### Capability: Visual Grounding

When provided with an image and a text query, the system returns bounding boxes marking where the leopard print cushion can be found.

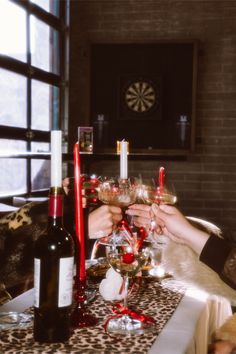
[0,202,48,292]
[0,203,35,230]
[0,278,185,353]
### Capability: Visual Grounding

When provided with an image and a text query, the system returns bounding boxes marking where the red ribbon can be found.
[103,303,156,333]
[135,227,148,251]
[117,218,133,234]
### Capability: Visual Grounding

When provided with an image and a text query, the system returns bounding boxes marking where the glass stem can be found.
[120,207,128,225]
[123,275,129,309]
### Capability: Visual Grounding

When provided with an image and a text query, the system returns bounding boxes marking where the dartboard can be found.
[125,81,156,113]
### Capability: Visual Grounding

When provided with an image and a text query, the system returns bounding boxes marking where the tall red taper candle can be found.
[159,166,165,189]
[73,142,86,282]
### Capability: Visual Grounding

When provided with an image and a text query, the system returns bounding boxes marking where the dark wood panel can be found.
[90,41,198,153]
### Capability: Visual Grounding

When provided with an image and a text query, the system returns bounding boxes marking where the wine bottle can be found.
[33,186,75,343]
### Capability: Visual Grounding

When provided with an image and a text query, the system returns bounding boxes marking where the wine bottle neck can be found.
[48,187,64,225]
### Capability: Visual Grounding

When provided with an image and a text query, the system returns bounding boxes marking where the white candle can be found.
[51,130,62,187]
[120,140,128,179]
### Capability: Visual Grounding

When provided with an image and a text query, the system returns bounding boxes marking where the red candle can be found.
[159,166,165,189]
[73,142,86,282]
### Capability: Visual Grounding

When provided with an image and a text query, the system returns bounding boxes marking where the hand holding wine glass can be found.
[88,204,122,239]
[98,177,137,231]
[150,203,210,255]
[131,177,177,238]
[126,172,177,278]
[89,177,137,259]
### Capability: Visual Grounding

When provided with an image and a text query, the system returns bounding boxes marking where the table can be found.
[0,279,232,354]
[150,286,232,354]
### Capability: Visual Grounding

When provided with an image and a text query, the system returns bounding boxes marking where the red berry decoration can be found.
[122,252,135,264]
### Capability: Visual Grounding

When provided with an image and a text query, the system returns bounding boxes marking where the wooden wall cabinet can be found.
[90,40,198,156]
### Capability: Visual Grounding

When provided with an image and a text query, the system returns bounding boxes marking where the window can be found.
[0,0,69,197]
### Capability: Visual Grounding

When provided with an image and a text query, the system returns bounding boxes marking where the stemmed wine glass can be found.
[104,229,155,334]
[98,177,137,231]
[148,235,166,277]
[90,177,137,259]
[136,180,177,234]
[94,177,156,334]
[136,180,177,206]
[0,282,33,330]
[98,177,136,209]
[135,179,177,277]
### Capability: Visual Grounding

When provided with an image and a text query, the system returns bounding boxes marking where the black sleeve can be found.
[200,235,232,274]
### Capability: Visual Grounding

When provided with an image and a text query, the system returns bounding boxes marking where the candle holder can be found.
[71,270,99,328]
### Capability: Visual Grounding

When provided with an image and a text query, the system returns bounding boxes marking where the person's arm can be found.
[200,236,236,290]
[151,203,236,290]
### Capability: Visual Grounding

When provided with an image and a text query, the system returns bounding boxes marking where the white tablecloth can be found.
[149,286,232,354]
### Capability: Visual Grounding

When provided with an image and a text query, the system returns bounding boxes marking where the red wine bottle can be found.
[33,187,75,343]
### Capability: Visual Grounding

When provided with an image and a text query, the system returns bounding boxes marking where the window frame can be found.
[0,0,69,198]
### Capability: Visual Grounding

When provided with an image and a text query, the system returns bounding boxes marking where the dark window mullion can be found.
[0,55,28,75]
[0,126,50,142]
[29,3,61,30]
[30,67,60,86]
[0,56,60,86]
[26,9,31,194]
[12,0,61,30]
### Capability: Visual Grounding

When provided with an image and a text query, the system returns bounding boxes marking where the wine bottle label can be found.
[34,257,74,308]
[58,257,74,307]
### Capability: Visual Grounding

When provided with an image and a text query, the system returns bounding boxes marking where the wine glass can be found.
[148,235,166,278]
[135,179,177,277]
[90,177,137,260]
[135,180,177,239]
[104,230,155,335]
[135,180,177,206]
[0,283,33,330]
[98,177,136,208]
[98,177,137,234]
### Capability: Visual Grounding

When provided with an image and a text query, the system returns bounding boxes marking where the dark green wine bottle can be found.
[33,187,75,343]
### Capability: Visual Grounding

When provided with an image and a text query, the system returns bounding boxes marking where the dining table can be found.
[0,274,233,354]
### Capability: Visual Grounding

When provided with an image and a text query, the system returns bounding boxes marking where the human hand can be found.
[126,203,191,240]
[151,204,210,255]
[208,340,235,354]
[88,205,122,239]
[150,204,193,243]
[126,204,152,230]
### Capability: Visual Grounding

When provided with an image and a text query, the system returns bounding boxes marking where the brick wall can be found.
[69,1,236,238]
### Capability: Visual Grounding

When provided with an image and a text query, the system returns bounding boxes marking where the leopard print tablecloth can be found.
[0,278,185,354]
